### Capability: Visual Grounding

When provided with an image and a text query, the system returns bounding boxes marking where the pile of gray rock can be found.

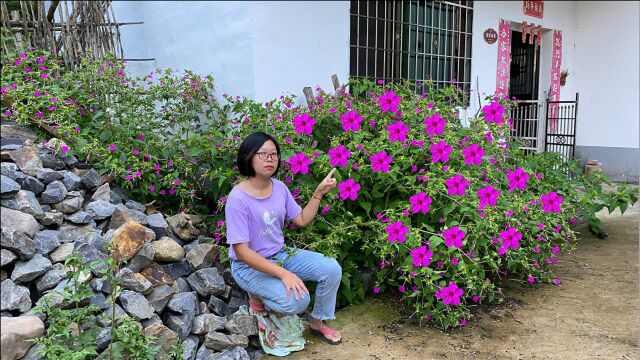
[1,124,262,360]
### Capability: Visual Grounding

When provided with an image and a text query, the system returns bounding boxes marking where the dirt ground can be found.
[285,201,639,360]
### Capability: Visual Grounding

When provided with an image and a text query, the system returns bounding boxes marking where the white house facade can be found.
[114,1,639,182]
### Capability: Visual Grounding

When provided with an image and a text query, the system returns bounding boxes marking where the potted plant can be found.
[560,69,569,86]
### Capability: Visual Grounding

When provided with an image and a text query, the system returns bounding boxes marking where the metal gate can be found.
[544,93,579,161]
[509,100,544,154]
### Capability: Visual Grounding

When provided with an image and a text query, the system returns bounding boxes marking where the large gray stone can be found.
[192,313,226,335]
[204,331,248,351]
[166,213,201,240]
[0,163,25,181]
[167,292,197,314]
[91,183,111,202]
[59,224,101,244]
[35,168,63,184]
[73,240,107,276]
[109,205,147,230]
[95,327,111,352]
[11,254,52,283]
[39,211,63,227]
[20,342,44,360]
[15,176,44,195]
[53,193,84,214]
[195,344,218,360]
[79,168,101,190]
[0,279,31,312]
[1,227,36,260]
[182,335,199,360]
[125,243,155,273]
[1,190,44,219]
[33,230,60,254]
[40,180,67,204]
[125,200,146,213]
[142,323,179,360]
[224,314,258,336]
[117,268,153,295]
[119,290,154,320]
[163,260,192,280]
[187,268,226,297]
[0,249,17,267]
[1,207,39,238]
[152,237,184,262]
[61,171,82,191]
[211,347,250,360]
[186,243,218,271]
[163,310,194,341]
[146,213,170,239]
[85,200,115,220]
[1,175,21,198]
[49,243,74,263]
[65,210,93,224]
[8,145,42,176]
[98,304,128,327]
[0,316,44,360]
[207,295,237,317]
[39,150,65,171]
[145,284,174,313]
[35,263,67,293]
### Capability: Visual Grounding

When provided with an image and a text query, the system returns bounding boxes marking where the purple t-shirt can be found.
[225,178,302,261]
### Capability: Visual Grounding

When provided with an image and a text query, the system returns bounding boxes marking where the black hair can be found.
[236,132,281,177]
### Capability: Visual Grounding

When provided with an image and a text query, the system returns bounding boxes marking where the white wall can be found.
[574,1,639,148]
[251,1,350,103]
[112,1,350,103]
[469,1,578,116]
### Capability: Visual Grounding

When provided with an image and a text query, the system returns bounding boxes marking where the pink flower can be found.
[409,192,433,214]
[40,73,48,79]
[125,175,133,181]
[377,91,402,113]
[429,140,452,163]
[173,179,180,185]
[445,174,469,196]
[108,144,117,151]
[337,178,360,200]
[435,282,464,306]
[462,144,484,166]
[217,220,225,227]
[477,185,500,207]
[398,285,405,293]
[540,191,564,213]
[370,151,393,173]
[327,145,351,167]
[423,114,446,136]
[340,110,363,132]
[386,120,410,142]
[148,185,155,191]
[132,149,140,155]
[292,113,316,135]
[410,246,433,267]
[451,257,459,266]
[135,171,142,178]
[169,189,176,195]
[499,227,522,250]
[34,91,41,97]
[482,102,505,124]
[528,276,535,284]
[506,167,530,192]
[554,278,562,285]
[320,205,331,215]
[373,287,380,294]
[60,145,69,153]
[289,153,312,175]
[443,226,466,249]
[138,134,145,141]
[385,221,409,243]
[160,190,166,195]
[167,161,174,167]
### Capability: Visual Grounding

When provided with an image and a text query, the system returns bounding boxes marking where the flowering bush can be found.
[2,47,636,329]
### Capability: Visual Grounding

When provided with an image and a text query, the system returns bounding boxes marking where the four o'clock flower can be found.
[386,221,409,243]
[443,226,466,249]
[477,185,500,207]
[540,191,564,213]
[410,245,433,267]
[462,144,484,166]
[289,153,312,175]
[340,110,363,132]
[292,113,316,135]
[423,114,447,136]
[499,227,522,250]
[328,145,351,167]
[506,167,530,192]
[337,178,360,200]
[435,282,464,306]
[445,174,469,196]
[377,91,402,113]
[430,140,453,163]
[386,120,410,142]
[370,151,393,173]
[409,192,433,214]
[482,101,505,124]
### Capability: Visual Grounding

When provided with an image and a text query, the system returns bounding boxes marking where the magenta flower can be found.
[289,153,312,175]
[292,113,316,135]
[435,282,464,306]
[60,145,69,153]
[410,245,433,267]
[124,175,132,181]
[445,174,469,196]
[377,91,402,113]
[423,114,447,136]
[409,192,433,214]
[462,144,484,166]
[169,189,176,195]
[327,145,351,167]
[540,191,564,213]
[340,110,363,132]
[34,91,41,97]
[132,149,140,155]
[499,227,522,250]
[134,171,142,178]
[373,287,380,294]
[370,151,393,173]
[443,226,466,249]
[149,185,155,191]
[429,140,452,163]
[172,179,180,185]
[337,178,361,201]
[482,102,505,124]
[528,276,535,283]
[385,221,409,243]
[477,185,500,207]
[108,144,117,151]
[506,167,530,192]
[386,120,410,142]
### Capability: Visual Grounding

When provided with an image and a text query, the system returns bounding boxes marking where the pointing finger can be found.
[326,168,337,180]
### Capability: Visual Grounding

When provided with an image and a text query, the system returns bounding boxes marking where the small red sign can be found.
[483,28,498,44]
[523,1,544,19]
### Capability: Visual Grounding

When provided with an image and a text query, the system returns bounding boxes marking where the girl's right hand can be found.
[279,270,309,300]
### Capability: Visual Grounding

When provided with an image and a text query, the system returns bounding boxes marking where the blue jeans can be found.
[231,247,342,321]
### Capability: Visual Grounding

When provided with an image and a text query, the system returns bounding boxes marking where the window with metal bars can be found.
[349,1,473,92]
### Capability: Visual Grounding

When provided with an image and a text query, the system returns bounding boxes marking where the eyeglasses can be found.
[255,152,279,160]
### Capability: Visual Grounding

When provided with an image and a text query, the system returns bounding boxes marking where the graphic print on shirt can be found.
[259,210,280,237]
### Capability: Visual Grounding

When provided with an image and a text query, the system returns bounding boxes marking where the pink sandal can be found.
[309,325,342,345]
[248,299,267,316]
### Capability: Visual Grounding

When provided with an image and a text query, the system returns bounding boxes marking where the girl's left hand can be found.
[315,168,337,196]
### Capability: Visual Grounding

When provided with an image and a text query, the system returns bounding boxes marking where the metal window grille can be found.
[349,1,473,92]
